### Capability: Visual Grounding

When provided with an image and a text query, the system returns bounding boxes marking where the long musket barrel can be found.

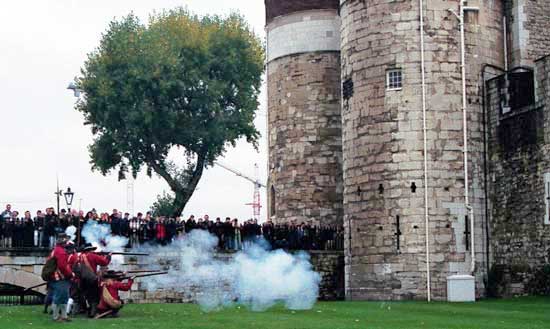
[126,270,164,274]
[23,282,48,291]
[120,271,169,280]
[95,251,149,256]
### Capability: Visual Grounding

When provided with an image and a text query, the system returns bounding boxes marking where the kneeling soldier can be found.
[95,271,133,319]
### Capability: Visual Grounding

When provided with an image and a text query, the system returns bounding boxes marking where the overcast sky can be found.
[0,0,267,221]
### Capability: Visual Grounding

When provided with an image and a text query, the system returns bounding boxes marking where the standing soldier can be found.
[72,243,111,317]
[48,233,75,322]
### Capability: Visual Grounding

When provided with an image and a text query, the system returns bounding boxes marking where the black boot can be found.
[43,304,49,314]
[88,303,97,318]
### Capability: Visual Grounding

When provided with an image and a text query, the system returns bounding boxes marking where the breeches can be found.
[51,280,70,305]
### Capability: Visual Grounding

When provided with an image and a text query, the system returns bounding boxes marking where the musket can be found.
[23,282,48,291]
[126,270,164,274]
[94,251,149,256]
[119,271,168,280]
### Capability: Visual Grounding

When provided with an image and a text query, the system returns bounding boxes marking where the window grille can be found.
[386,69,402,90]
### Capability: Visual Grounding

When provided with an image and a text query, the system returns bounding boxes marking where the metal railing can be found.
[0,284,44,306]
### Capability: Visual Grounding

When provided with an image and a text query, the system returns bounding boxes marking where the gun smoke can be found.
[80,222,321,312]
[81,221,129,264]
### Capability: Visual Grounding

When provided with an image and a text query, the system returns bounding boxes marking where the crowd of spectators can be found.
[0,204,344,251]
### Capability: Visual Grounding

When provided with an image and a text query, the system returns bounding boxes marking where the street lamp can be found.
[63,187,75,212]
[63,187,78,245]
[67,82,81,97]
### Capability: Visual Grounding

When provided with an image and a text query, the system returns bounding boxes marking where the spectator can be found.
[155,217,166,245]
[0,204,12,248]
[0,204,345,251]
[34,210,45,247]
[23,211,35,247]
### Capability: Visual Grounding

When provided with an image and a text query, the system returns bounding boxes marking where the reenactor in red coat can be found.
[95,271,134,319]
[48,233,75,322]
[71,243,111,317]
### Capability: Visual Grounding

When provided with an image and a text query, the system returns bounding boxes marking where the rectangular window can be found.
[386,69,403,90]
[545,173,550,225]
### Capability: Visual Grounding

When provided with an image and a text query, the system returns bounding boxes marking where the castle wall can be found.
[340,0,503,300]
[506,0,550,66]
[266,1,343,226]
[0,250,344,302]
[486,56,550,296]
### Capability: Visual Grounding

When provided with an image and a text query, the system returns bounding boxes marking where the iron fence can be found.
[0,284,44,306]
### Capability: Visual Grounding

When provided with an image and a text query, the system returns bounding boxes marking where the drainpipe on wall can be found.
[449,0,479,276]
[419,0,431,302]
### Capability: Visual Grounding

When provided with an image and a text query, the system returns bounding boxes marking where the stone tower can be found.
[265,0,343,226]
[340,0,504,300]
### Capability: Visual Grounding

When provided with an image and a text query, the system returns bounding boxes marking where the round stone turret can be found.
[265,0,343,226]
[340,0,504,300]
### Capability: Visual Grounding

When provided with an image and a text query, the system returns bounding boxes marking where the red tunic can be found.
[81,252,110,274]
[51,244,73,281]
[98,279,133,311]
[67,253,79,268]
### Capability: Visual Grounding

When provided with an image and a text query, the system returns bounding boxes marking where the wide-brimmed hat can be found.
[64,241,76,252]
[77,243,97,252]
[56,233,70,243]
[102,270,125,279]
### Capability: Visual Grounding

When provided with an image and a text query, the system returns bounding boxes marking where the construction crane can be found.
[215,162,266,220]
[126,175,135,216]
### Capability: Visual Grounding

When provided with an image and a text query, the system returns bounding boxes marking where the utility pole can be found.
[127,176,135,216]
[54,176,63,215]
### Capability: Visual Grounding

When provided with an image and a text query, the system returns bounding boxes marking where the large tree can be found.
[75,9,264,216]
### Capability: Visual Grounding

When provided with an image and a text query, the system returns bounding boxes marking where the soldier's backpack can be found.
[73,255,97,286]
[41,256,57,281]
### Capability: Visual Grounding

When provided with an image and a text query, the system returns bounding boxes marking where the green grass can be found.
[0,297,549,329]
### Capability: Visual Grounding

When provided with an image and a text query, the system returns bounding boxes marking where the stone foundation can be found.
[0,250,344,303]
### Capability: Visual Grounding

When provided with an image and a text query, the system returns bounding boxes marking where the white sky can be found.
[0,0,268,221]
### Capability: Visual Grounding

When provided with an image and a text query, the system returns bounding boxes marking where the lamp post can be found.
[54,178,63,215]
[63,187,75,212]
[63,187,77,245]
[67,82,82,97]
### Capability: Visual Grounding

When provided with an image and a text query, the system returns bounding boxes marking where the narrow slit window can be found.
[386,69,403,90]
[270,185,276,217]
[545,173,550,225]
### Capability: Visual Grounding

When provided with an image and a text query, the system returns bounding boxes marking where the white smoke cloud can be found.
[65,225,77,241]
[79,222,321,312]
[81,221,128,264]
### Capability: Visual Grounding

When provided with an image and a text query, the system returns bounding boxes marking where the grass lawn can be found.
[0,297,549,329]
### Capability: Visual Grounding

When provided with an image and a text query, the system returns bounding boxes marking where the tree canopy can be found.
[150,191,177,218]
[75,8,265,216]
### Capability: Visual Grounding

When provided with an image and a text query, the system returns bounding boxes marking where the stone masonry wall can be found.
[267,51,343,226]
[0,251,48,295]
[340,0,503,300]
[0,250,344,303]
[506,0,550,66]
[486,55,550,296]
